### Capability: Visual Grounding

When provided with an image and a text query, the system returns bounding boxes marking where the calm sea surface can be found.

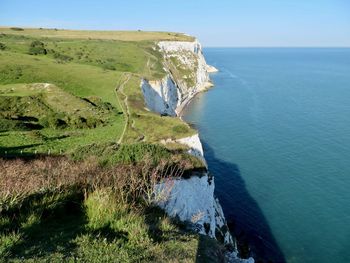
[182,48,350,263]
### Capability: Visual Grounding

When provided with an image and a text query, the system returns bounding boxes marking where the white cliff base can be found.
[155,173,233,244]
[156,133,254,262]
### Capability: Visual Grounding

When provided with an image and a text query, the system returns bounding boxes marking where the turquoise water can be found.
[182,48,350,263]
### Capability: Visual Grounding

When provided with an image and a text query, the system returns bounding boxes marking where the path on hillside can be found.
[115,73,131,144]
[115,73,145,144]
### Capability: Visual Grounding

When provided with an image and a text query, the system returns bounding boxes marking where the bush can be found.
[53,52,73,62]
[28,40,47,55]
[10,27,24,31]
[0,42,6,51]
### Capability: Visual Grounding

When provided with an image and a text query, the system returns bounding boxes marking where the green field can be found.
[0,27,196,156]
[0,27,195,42]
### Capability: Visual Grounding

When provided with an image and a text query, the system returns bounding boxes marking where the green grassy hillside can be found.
[0,27,196,156]
[0,27,222,262]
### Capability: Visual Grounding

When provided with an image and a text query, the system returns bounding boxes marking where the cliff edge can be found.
[140,39,254,263]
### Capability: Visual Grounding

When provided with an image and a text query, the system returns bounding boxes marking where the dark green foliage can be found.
[10,27,24,31]
[53,52,73,62]
[0,42,6,50]
[28,40,47,55]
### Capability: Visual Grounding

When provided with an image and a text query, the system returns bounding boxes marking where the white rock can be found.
[207,65,219,73]
[141,39,216,116]
[141,76,180,116]
[176,134,206,166]
[155,174,225,239]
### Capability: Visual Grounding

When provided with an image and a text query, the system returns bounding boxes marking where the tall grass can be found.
[0,156,216,262]
[0,154,193,210]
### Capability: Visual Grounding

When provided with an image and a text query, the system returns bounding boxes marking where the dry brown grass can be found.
[0,156,189,211]
[0,27,195,42]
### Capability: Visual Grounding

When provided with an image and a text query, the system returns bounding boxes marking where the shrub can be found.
[10,27,24,31]
[0,42,6,51]
[28,40,47,55]
[53,52,73,62]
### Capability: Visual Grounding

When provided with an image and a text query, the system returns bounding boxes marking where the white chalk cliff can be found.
[142,38,253,262]
[141,39,216,116]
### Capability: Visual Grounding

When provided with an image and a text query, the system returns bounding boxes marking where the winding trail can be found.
[115,73,131,144]
[115,73,145,144]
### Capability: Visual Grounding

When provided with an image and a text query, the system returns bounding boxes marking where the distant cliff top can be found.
[0,27,195,42]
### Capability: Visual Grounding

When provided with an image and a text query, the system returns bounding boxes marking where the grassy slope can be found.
[0,28,217,262]
[0,28,196,155]
[0,49,124,154]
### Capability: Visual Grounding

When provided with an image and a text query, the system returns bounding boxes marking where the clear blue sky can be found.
[1,0,349,47]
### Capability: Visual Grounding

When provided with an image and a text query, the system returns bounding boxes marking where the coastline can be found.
[141,38,254,262]
[175,69,255,263]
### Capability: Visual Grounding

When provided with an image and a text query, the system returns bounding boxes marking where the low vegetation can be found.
[0,157,223,262]
[0,27,221,262]
[0,28,197,156]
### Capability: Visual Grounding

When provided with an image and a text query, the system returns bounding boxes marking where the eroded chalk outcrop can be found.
[141,39,215,116]
[157,134,232,244]
[141,76,179,116]
[156,134,254,262]
[155,172,233,244]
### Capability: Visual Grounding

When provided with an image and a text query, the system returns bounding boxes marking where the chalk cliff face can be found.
[156,133,253,263]
[156,133,232,245]
[141,76,179,116]
[155,172,233,244]
[141,39,254,262]
[141,39,215,116]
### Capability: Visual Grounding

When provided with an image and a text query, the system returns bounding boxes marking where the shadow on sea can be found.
[199,141,286,263]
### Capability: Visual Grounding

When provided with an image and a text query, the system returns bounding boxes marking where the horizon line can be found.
[204,46,350,48]
[1,25,349,48]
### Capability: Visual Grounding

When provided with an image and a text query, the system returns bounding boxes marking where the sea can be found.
[182,48,350,263]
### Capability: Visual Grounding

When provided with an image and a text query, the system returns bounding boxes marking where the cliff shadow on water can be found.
[200,141,286,263]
